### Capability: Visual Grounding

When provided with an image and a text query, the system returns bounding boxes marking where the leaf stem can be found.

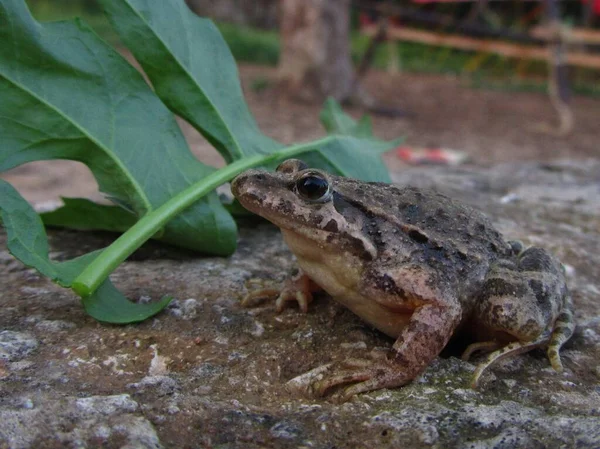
[71,136,334,297]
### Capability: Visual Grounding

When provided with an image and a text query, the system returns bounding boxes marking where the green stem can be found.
[71,136,334,297]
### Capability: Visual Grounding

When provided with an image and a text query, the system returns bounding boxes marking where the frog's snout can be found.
[231,170,262,198]
[231,169,271,212]
[230,173,246,198]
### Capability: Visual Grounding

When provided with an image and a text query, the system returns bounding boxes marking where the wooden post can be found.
[544,0,574,135]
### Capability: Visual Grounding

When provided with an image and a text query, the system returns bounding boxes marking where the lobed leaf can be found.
[41,198,137,233]
[99,0,281,164]
[0,0,401,323]
[0,180,171,322]
[0,0,236,255]
[99,0,392,182]
[320,97,374,139]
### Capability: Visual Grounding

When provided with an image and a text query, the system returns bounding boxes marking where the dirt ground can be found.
[2,64,599,204]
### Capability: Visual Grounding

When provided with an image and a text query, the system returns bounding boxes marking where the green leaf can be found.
[0,179,171,322]
[0,180,98,286]
[82,281,172,324]
[41,198,137,233]
[0,0,236,255]
[302,136,393,183]
[355,115,374,138]
[320,97,374,139]
[1,0,402,323]
[98,1,392,182]
[99,0,280,164]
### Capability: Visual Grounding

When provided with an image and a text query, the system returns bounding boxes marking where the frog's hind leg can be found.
[470,332,550,388]
[547,293,575,372]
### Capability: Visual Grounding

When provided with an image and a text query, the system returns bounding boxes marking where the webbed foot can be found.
[241,270,319,313]
[286,355,405,403]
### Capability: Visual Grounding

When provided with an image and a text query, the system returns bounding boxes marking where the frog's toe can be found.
[461,341,501,361]
[240,288,280,308]
[241,270,317,312]
[274,271,317,313]
[286,363,335,396]
[470,336,549,388]
[331,378,387,403]
[286,359,379,400]
[275,289,313,313]
[314,369,373,398]
[322,360,413,402]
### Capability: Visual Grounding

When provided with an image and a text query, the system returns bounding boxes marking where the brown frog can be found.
[231,159,574,401]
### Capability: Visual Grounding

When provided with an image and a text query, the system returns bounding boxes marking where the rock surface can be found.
[0,160,599,448]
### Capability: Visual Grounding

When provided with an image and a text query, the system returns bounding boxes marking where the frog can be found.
[230,159,575,401]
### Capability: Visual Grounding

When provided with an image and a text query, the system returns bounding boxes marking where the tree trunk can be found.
[185,0,279,29]
[278,0,358,103]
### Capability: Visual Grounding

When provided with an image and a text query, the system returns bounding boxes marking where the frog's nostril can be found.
[231,175,247,195]
[254,173,266,182]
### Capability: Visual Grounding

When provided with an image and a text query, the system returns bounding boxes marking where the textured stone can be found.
[0,160,599,448]
[0,331,38,362]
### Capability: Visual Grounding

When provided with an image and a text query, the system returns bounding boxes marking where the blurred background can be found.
[4,0,600,203]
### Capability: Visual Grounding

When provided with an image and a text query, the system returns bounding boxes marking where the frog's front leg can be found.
[242,269,322,312]
[288,301,461,402]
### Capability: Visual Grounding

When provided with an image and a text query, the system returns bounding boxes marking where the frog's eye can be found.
[295,173,331,203]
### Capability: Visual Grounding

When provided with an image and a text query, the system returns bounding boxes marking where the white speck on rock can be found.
[34,320,76,333]
[270,421,301,440]
[214,335,229,345]
[75,394,138,416]
[9,360,34,371]
[451,388,478,401]
[340,341,367,350]
[499,192,520,204]
[462,401,541,429]
[138,295,152,304]
[148,344,170,376]
[94,424,112,440]
[166,405,180,415]
[20,398,34,410]
[563,264,576,277]
[127,376,179,396]
[0,331,38,362]
[102,354,132,375]
[181,298,200,319]
[19,286,50,296]
[292,329,314,341]
[582,328,600,345]
[249,320,265,337]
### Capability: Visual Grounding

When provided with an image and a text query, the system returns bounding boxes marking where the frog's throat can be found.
[277,218,377,262]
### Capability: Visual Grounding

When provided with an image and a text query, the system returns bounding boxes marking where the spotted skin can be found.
[468,246,574,385]
[231,159,575,400]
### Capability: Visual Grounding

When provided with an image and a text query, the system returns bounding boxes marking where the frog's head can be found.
[231,159,376,260]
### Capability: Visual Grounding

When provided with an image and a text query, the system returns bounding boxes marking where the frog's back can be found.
[333,179,513,298]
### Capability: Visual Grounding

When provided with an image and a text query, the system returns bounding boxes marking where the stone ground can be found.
[1,67,600,448]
